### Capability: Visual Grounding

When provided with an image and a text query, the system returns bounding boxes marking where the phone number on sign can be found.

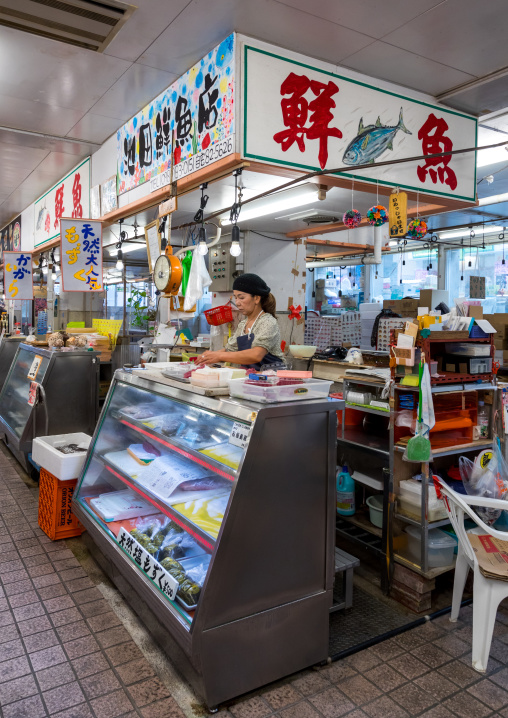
[173,136,234,181]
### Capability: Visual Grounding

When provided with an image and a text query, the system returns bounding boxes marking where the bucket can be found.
[366,494,383,528]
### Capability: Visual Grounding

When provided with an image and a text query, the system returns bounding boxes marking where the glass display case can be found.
[73,370,340,709]
[0,336,26,392]
[0,344,99,471]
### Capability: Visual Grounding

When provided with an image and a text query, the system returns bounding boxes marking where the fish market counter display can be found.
[0,344,100,472]
[0,336,26,390]
[72,370,340,709]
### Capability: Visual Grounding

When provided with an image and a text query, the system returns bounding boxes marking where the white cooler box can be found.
[32,433,91,480]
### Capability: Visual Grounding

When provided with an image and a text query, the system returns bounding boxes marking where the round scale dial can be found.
[154,254,172,292]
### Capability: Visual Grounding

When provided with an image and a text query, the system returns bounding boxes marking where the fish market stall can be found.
[72,370,340,709]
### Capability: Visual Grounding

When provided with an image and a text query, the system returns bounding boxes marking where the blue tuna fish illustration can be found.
[342,108,411,166]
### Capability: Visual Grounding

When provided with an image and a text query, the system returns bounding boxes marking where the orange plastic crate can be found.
[204,303,234,326]
[38,468,84,541]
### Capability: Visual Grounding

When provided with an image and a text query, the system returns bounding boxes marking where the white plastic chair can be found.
[434,476,508,673]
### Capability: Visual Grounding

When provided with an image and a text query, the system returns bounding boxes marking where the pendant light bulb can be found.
[51,266,57,281]
[230,225,241,256]
[198,226,208,256]
[116,248,123,270]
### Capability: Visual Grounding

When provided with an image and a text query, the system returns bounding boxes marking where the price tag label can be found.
[229,421,250,449]
[28,381,38,407]
[117,527,179,600]
[27,355,43,380]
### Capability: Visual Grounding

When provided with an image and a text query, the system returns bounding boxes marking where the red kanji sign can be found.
[71,173,83,219]
[417,113,457,191]
[54,185,65,229]
[273,72,342,170]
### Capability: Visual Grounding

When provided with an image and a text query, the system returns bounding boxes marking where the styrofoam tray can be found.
[32,432,91,480]
[90,489,160,522]
[228,378,332,404]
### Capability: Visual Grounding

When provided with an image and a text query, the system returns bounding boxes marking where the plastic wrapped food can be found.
[160,557,186,582]
[160,418,186,437]
[178,578,201,604]
[171,494,229,539]
[121,404,157,420]
[178,477,231,492]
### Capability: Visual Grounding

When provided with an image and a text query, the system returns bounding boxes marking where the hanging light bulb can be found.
[51,265,57,281]
[198,226,208,255]
[230,225,241,257]
[116,248,124,270]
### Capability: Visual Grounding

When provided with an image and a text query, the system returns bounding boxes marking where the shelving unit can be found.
[338,376,393,593]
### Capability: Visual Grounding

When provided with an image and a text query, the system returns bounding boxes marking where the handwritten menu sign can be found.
[60,218,103,292]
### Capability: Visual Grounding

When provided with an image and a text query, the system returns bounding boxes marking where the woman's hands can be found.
[197,350,227,366]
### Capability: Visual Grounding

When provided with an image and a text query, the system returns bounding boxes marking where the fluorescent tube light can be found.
[220,183,320,226]
[477,145,508,168]
[440,225,504,239]
[107,242,145,255]
[478,193,508,206]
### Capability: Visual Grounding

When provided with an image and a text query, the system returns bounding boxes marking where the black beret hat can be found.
[232,273,271,297]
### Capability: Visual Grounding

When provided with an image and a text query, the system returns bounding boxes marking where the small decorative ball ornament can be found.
[407,219,428,238]
[342,209,362,228]
[366,204,388,226]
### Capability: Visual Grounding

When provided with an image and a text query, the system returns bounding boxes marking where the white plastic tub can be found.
[32,432,91,480]
[405,526,456,568]
[366,494,383,528]
[398,479,448,522]
[228,377,332,404]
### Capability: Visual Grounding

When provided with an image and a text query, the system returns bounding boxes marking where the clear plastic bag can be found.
[459,441,508,524]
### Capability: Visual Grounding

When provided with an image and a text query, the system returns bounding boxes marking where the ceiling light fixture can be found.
[229,168,243,257]
[478,192,508,206]
[220,183,321,226]
[439,225,504,239]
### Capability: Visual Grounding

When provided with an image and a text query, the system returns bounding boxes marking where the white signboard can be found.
[229,421,250,449]
[34,158,91,248]
[3,252,33,300]
[60,218,103,292]
[117,526,178,600]
[243,45,477,202]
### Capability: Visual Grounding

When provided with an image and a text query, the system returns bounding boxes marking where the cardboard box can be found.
[418,290,449,311]
[469,305,484,319]
[484,313,508,336]
[382,298,419,317]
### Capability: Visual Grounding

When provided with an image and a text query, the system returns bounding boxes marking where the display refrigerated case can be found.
[0,336,26,390]
[73,370,340,708]
[0,344,99,471]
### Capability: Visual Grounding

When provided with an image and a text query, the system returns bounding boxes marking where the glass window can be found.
[311,265,365,313]
[446,244,508,313]
[370,249,438,302]
[0,347,51,438]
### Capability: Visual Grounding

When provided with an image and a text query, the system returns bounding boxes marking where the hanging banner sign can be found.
[243,44,477,202]
[389,191,408,237]
[0,215,21,264]
[117,34,235,195]
[3,252,33,300]
[34,159,91,248]
[60,219,103,292]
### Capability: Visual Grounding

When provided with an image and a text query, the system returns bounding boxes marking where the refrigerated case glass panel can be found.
[0,347,51,438]
[75,381,250,627]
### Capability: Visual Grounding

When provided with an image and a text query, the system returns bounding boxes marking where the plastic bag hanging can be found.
[183,248,212,312]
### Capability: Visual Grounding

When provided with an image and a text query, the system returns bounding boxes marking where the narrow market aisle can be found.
[3,444,508,718]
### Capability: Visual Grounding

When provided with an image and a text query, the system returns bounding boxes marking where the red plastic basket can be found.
[204,303,234,326]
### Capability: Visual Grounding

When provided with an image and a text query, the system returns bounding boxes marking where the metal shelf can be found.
[345,402,390,417]
[336,513,383,545]
[116,414,237,482]
[95,453,218,551]
[394,512,451,529]
[338,429,389,457]
[394,439,493,458]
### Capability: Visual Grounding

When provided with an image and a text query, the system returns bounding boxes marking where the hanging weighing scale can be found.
[153,208,182,297]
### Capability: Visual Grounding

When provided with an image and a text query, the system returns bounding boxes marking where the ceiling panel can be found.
[104,0,191,63]
[381,0,508,78]
[89,63,178,121]
[439,73,508,115]
[0,26,130,114]
[138,0,374,73]
[66,112,124,145]
[0,93,84,137]
[273,0,445,40]
[342,41,475,96]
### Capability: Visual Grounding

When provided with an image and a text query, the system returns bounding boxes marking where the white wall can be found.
[21,203,35,252]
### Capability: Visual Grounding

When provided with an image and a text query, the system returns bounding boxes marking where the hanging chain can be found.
[194,183,209,224]
[230,168,243,225]
[500,231,506,265]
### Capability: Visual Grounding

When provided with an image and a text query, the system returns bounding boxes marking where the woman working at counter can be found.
[198,273,285,371]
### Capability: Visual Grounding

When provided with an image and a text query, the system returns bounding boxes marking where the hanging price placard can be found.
[389,191,407,237]
[60,218,103,292]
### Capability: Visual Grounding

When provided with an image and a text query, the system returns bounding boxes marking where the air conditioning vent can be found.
[275,208,340,223]
[305,214,340,224]
[0,0,135,52]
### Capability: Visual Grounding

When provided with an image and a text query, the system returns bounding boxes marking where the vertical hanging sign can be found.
[389,191,408,237]
[60,219,103,292]
[3,252,33,300]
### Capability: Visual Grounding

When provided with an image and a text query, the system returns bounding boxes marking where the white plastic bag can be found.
[459,441,508,524]
[183,249,212,311]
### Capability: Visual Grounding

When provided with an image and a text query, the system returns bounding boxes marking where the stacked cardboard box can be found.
[382,298,419,318]
[484,313,508,365]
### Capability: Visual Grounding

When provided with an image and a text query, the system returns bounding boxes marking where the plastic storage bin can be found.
[38,468,84,540]
[32,432,91,480]
[398,479,448,521]
[405,526,456,568]
[228,377,332,404]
